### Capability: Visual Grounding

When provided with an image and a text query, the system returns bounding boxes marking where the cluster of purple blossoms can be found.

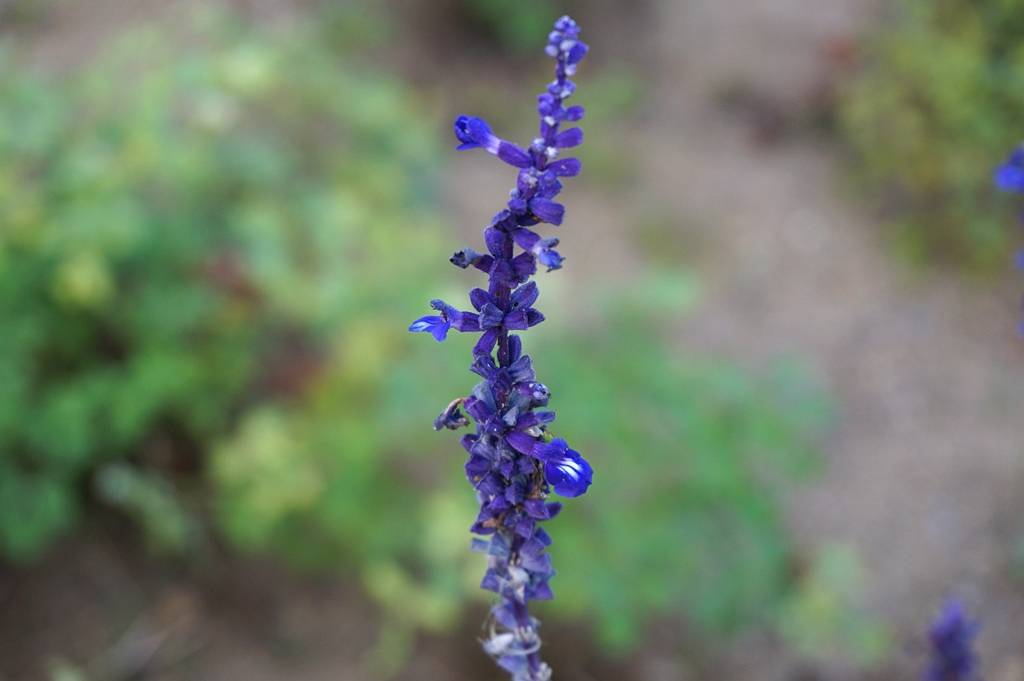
[409,16,591,681]
[924,599,980,681]
[994,146,1024,332]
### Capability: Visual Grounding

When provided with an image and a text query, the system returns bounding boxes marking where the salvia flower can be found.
[409,16,591,681]
[924,599,980,681]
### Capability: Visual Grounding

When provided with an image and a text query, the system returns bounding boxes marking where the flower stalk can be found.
[409,16,591,680]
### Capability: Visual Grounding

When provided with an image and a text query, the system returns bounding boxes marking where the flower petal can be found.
[529,198,565,225]
[479,302,505,329]
[554,127,583,148]
[511,281,539,309]
[469,287,491,312]
[506,431,537,455]
[564,105,585,121]
[408,314,450,341]
[503,308,529,330]
[484,227,507,257]
[512,227,540,250]
[408,315,442,333]
[451,312,480,332]
[532,438,568,461]
[547,157,582,176]
[544,449,593,497]
[473,328,499,357]
[450,247,483,269]
[512,252,536,281]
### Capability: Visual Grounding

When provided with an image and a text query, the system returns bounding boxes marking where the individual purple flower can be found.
[547,158,582,177]
[408,299,463,341]
[434,398,470,431]
[924,599,980,681]
[450,247,489,270]
[408,16,590,681]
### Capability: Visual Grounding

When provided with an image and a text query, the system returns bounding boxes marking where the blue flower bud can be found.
[566,41,589,65]
[454,115,496,150]
[554,16,577,33]
[528,198,565,225]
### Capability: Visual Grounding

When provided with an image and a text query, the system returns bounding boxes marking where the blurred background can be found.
[1,0,1023,679]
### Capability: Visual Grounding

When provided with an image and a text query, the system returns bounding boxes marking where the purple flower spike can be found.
[410,15,589,681]
[924,599,980,681]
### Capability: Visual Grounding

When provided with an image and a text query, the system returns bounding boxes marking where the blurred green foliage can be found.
[839,0,1024,268]
[540,292,827,647]
[0,9,832,658]
[0,15,442,560]
[778,544,890,665]
[534,272,829,647]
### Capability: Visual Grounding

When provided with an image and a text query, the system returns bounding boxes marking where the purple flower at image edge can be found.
[408,15,591,681]
[924,599,980,681]
[993,144,1024,335]
[995,145,1024,193]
